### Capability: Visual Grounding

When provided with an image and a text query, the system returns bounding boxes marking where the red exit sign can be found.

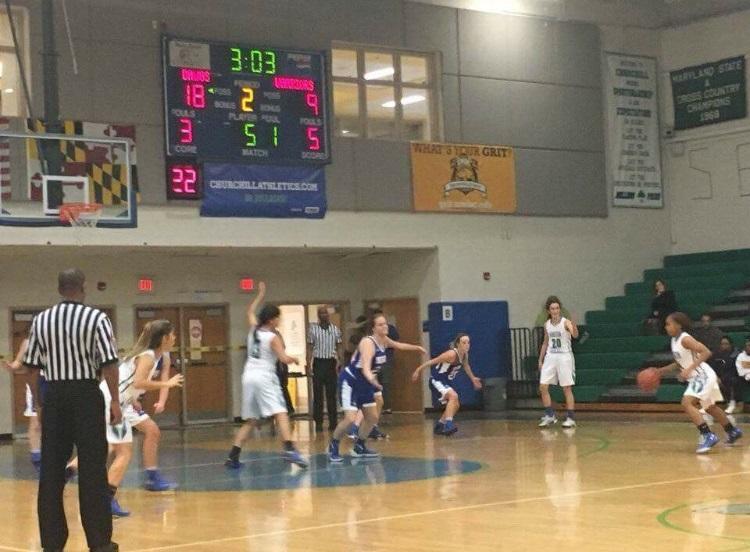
[138,278,154,293]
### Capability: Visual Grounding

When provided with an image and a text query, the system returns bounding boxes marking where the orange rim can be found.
[59,202,103,223]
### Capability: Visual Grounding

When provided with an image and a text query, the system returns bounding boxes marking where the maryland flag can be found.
[27,119,140,204]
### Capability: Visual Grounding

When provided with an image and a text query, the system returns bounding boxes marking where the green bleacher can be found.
[664,248,750,267]
[540,248,750,405]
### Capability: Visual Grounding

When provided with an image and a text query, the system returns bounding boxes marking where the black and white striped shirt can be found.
[307,323,342,359]
[23,301,119,381]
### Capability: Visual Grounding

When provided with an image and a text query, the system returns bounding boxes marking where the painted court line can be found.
[129,469,750,551]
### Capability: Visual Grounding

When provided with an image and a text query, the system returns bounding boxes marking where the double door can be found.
[135,305,230,425]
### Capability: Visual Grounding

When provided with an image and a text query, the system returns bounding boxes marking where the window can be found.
[331,45,437,141]
[0,8,28,117]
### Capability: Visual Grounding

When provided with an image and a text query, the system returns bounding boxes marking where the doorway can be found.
[135,304,230,425]
[364,298,423,412]
[275,301,348,416]
[9,306,116,435]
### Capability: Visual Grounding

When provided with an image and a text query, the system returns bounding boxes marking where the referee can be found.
[24,269,120,552]
[307,306,342,432]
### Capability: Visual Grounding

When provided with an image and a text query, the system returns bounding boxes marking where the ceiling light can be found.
[364,67,395,80]
[341,129,351,134]
[4,88,13,94]
[381,95,426,108]
[401,94,426,105]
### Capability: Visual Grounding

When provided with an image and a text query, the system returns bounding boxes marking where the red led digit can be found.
[171,166,184,193]
[305,93,320,116]
[183,166,197,193]
[306,126,321,151]
[184,83,206,108]
[179,118,193,144]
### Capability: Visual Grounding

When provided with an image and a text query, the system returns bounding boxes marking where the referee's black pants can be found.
[40,380,114,551]
[312,358,338,429]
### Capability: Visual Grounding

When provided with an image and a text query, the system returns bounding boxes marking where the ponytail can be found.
[125,320,174,361]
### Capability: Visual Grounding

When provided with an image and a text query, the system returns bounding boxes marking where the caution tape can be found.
[0,344,250,362]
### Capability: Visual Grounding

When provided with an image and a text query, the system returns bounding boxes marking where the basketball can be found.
[637,368,661,392]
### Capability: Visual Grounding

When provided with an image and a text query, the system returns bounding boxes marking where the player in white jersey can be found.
[649,312,742,454]
[225,282,308,469]
[412,333,482,435]
[67,320,184,516]
[735,336,750,380]
[3,339,42,473]
[538,296,579,428]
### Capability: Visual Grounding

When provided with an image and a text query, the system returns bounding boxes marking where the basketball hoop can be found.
[59,203,103,228]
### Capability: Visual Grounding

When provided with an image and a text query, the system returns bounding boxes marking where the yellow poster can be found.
[411,142,517,213]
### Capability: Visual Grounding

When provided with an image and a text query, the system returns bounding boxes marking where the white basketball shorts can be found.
[540,353,576,387]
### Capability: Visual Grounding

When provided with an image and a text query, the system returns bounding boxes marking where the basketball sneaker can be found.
[347,424,360,441]
[110,497,130,518]
[351,440,380,458]
[143,470,176,491]
[443,420,458,435]
[327,440,343,463]
[696,432,719,454]
[224,457,244,469]
[538,415,558,428]
[434,421,445,435]
[283,449,309,468]
[726,400,737,414]
[561,417,577,428]
[368,426,389,440]
[726,427,743,445]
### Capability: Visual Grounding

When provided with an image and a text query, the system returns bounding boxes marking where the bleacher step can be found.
[729,290,750,301]
[712,302,750,313]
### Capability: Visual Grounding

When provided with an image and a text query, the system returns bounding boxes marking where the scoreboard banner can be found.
[670,56,746,130]
[605,53,662,208]
[410,142,516,214]
[200,162,326,219]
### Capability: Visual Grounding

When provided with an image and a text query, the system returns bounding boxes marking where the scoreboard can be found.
[162,36,330,199]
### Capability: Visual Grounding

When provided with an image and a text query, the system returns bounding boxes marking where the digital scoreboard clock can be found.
[162,37,330,199]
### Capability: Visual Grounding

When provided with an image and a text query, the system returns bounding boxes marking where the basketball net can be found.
[59,203,103,245]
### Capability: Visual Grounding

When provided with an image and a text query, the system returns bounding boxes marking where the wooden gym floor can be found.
[2,415,750,551]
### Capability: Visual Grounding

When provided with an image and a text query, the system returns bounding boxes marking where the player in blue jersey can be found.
[412,333,482,435]
[327,313,425,461]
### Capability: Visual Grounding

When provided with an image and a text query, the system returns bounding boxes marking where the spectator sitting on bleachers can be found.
[711,336,741,414]
[643,279,677,335]
[691,313,725,352]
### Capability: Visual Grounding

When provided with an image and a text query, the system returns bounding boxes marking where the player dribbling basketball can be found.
[649,312,742,453]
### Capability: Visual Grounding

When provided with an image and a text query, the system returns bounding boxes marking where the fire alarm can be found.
[483,272,491,281]
[97,281,107,291]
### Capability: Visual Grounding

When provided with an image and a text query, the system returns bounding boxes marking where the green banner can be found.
[670,56,746,130]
